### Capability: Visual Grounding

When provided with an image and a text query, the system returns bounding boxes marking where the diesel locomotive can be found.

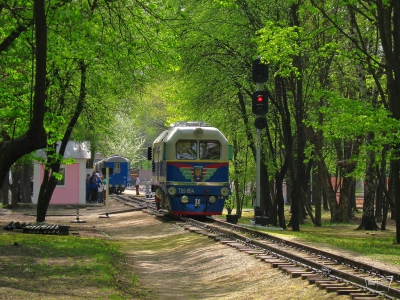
[95,155,130,194]
[148,121,232,216]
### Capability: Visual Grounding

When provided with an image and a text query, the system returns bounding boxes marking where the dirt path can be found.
[0,191,364,299]
[97,203,348,299]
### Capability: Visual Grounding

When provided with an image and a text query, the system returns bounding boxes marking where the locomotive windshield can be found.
[176,140,197,159]
[199,141,220,159]
[176,140,221,160]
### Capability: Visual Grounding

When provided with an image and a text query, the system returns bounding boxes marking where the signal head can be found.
[254,116,267,129]
[252,91,268,115]
[252,58,269,83]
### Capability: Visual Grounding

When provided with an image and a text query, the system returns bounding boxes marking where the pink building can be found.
[32,141,91,205]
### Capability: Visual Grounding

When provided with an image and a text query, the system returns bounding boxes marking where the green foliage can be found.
[212,0,238,8]
[97,112,145,164]
[257,22,302,77]
[224,195,235,215]
[305,93,400,170]
[2,0,400,235]
[316,95,400,142]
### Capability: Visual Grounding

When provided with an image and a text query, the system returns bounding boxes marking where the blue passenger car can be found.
[148,122,232,216]
[95,155,130,194]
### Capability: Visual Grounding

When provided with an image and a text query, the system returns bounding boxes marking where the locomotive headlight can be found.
[194,127,203,137]
[181,195,189,204]
[156,188,164,199]
[168,186,176,195]
[209,196,216,203]
[220,187,229,196]
[121,185,125,189]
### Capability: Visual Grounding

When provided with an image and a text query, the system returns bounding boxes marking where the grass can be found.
[0,234,143,299]
[217,205,400,267]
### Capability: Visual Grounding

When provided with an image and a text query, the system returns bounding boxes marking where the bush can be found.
[224,195,235,215]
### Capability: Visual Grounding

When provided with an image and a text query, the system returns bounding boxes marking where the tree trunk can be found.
[375,180,383,223]
[276,178,286,229]
[315,124,323,226]
[0,0,47,188]
[1,172,9,205]
[286,177,292,207]
[37,164,59,222]
[19,164,32,203]
[377,147,389,229]
[311,167,317,208]
[232,136,240,217]
[315,180,322,227]
[348,8,380,230]
[381,193,389,231]
[320,156,340,222]
[10,166,21,206]
[36,60,87,222]
[271,193,277,226]
[350,183,358,215]
[260,160,271,218]
[337,176,352,223]
[301,188,316,224]
[322,187,329,211]
[275,158,288,229]
[233,177,240,215]
[376,0,400,243]
[272,70,302,231]
[269,178,276,223]
[390,159,400,242]
[357,133,379,230]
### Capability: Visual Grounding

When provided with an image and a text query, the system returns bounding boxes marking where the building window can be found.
[57,167,66,186]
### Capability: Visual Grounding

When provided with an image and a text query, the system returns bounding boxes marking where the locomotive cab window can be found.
[114,163,121,173]
[199,141,221,160]
[176,140,197,160]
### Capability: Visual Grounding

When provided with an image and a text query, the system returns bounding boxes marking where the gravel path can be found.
[0,190,387,299]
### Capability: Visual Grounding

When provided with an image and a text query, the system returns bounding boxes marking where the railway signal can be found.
[254,116,267,129]
[251,57,270,224]
[252,57,269,83]
[252,91,268,115]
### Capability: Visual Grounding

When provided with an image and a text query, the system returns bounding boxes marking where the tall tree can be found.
[0,0,47,186]
[311,0,400,242]
[32,0,177,221]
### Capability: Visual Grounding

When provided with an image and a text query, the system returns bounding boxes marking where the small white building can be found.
[33,141,91,205]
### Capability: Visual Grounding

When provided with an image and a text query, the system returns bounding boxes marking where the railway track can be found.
[113,193,400,300]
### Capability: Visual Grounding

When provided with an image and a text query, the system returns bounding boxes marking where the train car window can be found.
[114,163,121,173]
[199,141,221,160]
[176,140,197,159]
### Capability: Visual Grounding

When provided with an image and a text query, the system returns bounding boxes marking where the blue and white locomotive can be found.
[148,121,232,216]
[95,155,130,194]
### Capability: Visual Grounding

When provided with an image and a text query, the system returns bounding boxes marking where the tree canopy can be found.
[1,0,400,242]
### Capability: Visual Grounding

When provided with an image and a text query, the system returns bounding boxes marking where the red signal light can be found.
[252,91,268,115]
